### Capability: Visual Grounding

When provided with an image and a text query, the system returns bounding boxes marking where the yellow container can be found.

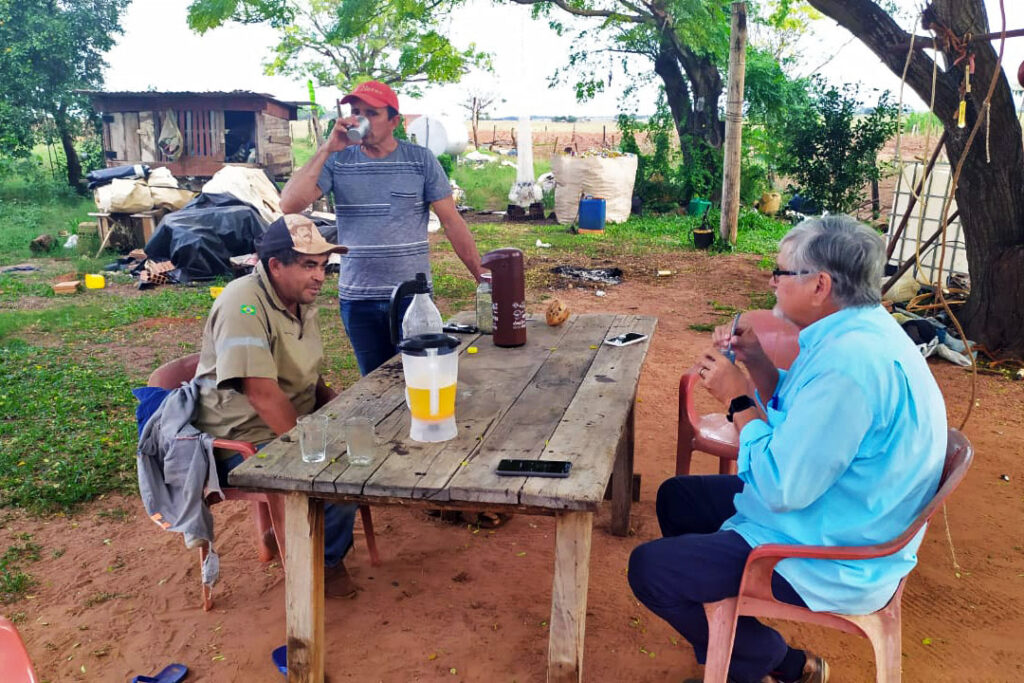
[209,286,224,299]
[84,274,105,289]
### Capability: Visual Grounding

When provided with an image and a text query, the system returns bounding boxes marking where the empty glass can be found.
[345,416,377,466]
[297,414,328,463]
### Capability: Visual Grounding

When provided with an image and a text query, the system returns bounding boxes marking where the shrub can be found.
[779,82,899,214]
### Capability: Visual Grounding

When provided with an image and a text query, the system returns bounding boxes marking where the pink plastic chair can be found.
[702,428,973,683]
[147,353,380,611]
[676,310,800,476]
[0,616,38,683]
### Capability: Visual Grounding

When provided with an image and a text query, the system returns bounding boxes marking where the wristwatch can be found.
[726,395,756,422]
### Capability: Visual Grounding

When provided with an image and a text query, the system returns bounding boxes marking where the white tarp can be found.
[202,166,282,224]
[551,154,638,224]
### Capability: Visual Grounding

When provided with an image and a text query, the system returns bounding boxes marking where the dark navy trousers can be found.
[628,475,807,683]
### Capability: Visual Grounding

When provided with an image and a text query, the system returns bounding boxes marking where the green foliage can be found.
[619,94,722,212]
[779,82,899,214]
[187,0,490,96]
[75,135,105,175]
[0,174,93,264]
[0,0,131,186]
[437,153,454,178]
[901,111,942,136]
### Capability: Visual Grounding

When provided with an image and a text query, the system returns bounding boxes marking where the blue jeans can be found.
[339,297,412,376]
[217,453,356,568]
[628,475,808,683]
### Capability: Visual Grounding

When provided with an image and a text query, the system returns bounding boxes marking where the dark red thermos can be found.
[480,247,526,347]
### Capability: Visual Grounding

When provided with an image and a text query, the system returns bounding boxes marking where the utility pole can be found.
[720,2,747,244]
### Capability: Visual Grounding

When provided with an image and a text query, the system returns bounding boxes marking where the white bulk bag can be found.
[552,154,638,225]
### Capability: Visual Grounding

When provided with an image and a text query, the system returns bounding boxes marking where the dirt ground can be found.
[5,245,1022,682]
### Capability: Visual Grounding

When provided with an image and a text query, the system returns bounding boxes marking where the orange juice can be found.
[406,383,456,420]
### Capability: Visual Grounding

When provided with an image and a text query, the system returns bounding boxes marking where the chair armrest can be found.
[738,528,927,603]
[212,439,258,458]
[678,370,702,426]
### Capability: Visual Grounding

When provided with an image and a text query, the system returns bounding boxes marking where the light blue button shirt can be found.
[721,305,947,614]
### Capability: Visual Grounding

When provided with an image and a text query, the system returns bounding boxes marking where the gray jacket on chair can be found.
[136,378,223,549]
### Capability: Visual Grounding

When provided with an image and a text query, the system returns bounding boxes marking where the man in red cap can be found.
[281,80,484,376]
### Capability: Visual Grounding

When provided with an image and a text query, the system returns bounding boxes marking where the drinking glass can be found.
[297,414,328,464]
[345,416,377,466]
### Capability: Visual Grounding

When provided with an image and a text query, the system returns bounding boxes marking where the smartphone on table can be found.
[496,459,572,478]
[603,332,648,347]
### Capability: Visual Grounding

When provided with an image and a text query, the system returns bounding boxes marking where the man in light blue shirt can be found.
[629,215,946,683]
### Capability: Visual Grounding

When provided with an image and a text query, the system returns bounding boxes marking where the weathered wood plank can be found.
[285,493,324,683]
[122,112,141,161]
[138,112,157,162]
[609,403,635,536]
[547,510,593,683]
[520,315,656,509]
[211,110,225,159]
[108,113,126,161]
[360,316,585,501]
[229,358,411,492]
[447,314,617,505]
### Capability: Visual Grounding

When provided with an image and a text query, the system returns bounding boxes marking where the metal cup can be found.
[346,116,371,143]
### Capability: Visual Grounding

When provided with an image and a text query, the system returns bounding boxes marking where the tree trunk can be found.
[809,0,1024,356]
[676,46,725,149]
[54,106,84,192]
[653,37,692,144]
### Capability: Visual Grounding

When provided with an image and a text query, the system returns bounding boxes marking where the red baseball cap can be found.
[341,80,400,113]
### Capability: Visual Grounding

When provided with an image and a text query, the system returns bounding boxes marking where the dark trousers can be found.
[339,297,412,376]
[216,453,356,568]
[628,475,807,683]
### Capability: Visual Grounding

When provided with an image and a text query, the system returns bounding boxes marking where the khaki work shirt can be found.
[193,262,323,453]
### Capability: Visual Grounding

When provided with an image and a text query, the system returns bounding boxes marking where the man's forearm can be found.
[746,361,779,401]
[280,145,331,213]
[242,378,299,436]
[434,199,482,280]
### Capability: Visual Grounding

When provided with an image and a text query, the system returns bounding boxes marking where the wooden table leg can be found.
[285,493,324,683]
[547,510,593,683]
[610,403,635,536]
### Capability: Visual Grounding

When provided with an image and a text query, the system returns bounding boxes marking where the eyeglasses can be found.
[771,268,814,280]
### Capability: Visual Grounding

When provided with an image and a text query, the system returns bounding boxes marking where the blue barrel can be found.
[578,197,606,233]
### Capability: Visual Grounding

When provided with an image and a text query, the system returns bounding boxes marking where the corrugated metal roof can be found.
[79,90,310,110]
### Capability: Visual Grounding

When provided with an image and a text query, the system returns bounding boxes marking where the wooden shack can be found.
[85,91,301,179]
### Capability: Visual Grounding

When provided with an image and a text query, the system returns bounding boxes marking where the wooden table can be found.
[229,312,657,682]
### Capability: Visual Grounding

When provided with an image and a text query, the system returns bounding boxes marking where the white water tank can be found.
[408,116,468,156]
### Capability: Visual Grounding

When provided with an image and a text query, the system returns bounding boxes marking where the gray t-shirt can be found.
[317,140,451,300]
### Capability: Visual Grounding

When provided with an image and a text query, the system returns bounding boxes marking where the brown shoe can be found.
[324,562,358,599]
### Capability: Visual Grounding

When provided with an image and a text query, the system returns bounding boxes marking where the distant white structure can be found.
[408,116,468,156]
[508,114,541,207]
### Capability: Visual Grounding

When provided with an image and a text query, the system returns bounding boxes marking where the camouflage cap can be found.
[259,214,347,257]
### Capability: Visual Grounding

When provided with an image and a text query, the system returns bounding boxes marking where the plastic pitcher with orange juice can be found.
[395,333,460,442]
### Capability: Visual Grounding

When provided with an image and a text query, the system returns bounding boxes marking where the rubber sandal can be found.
[132,663,188,683]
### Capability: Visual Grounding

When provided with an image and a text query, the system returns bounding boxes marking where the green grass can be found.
[0,535,42,604]
[901,111,943,136]
[0,182,95,265]
[452,158,552,212]
[0,340,140,511]
[0,286,213,340]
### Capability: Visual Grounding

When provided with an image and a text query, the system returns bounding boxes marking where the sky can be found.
[102,0,1024,120]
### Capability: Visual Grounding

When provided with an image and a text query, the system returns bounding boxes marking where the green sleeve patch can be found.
[240,304,257,316]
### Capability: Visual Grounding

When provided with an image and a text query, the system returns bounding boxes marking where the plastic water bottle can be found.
[402,280,443,339]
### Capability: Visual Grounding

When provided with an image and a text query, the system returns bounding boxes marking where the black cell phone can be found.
[443,322,479,334]
[495,459,572,478]
[604,332,648,347]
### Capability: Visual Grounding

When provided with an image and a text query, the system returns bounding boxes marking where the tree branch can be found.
[508,0,646,24]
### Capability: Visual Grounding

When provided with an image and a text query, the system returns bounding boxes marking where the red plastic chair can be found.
[702,428,973,683]
[147,353,380,611]
[676,310,800,475]
[0,616,38,683]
